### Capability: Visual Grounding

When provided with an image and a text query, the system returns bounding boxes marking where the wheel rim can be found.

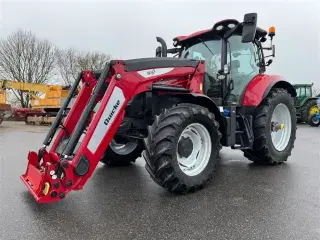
[176,123,212,176]
[312,116,319,124]
[109,139,138,155]
[309,105,319,115]
[270,103,292,151]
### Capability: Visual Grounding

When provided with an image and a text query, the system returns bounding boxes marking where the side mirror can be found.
[265,59,273,66]
[241,13,257,43]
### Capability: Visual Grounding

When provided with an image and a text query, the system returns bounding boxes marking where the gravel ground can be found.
[0,121,319,240]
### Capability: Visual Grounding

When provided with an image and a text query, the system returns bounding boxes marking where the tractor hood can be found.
[120,57,199,72]
[94,58,199,78]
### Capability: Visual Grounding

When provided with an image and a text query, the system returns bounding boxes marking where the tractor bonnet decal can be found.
[137,67,174,78]
[87,86,125,153]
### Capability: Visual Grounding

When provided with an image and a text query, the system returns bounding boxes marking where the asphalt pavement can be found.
[0,121,319,240]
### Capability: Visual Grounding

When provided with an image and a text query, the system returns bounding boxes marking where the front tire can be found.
[243,88,296,165]
[307,114,320,127]
[143,103,222,194]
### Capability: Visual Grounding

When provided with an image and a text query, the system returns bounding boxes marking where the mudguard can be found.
[241,74,296,106]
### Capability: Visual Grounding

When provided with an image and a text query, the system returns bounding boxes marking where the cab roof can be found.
[173,19,268,45]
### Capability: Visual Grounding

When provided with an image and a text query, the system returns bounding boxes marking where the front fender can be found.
[241,74,296,106]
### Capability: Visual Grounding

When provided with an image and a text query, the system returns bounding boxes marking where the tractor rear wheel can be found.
[243,88,296,165]
[307,114,320,127]
[301,99,318,123]
[143,103,222,194]
[100,138,144,167]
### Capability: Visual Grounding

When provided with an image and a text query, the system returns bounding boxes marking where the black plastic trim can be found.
[150,84,191,93]
[122,57,199,72]
[262,80,297,99]
[75,155,90,176]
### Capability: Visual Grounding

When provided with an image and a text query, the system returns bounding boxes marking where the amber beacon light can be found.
[268,26,275,38]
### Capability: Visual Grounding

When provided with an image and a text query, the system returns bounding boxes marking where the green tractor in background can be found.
[293,83,320,123]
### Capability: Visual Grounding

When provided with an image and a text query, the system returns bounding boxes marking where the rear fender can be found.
[302,97,319,107]
[241,74,296,106]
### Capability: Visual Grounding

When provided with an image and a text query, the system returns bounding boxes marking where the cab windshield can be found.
[180,39,221,77]
[179,35,260,103]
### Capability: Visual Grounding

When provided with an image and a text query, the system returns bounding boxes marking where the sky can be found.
[0,0,319,87]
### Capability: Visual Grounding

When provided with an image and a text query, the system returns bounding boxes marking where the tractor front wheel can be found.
[100,138,144,167]
[307,114,320,127]
[243,88,296,165]
[143,103,222,194]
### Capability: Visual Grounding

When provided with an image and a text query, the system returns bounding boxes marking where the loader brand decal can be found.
[137,67,174,78]
[87,86,125,153]
[104,100,120,126]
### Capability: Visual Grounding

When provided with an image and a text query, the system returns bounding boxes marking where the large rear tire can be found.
[243,88,296,165]
[301,99,318,123]
[143,103,222,194]
[100,138,144,167]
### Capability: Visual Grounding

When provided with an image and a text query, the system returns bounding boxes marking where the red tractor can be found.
[21,13,297,203]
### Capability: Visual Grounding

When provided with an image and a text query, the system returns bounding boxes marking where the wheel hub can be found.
[177,136,193,158]
[309,106,319,115]
[271,122,285,132]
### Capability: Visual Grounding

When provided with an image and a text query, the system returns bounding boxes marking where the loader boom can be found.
[21,59,202,202]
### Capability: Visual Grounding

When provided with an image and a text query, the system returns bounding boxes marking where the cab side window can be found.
[226,35,260,103]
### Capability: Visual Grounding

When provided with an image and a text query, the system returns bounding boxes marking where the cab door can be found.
[226,35,260,103]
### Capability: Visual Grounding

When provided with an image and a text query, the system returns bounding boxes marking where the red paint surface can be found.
[242,74,284,106]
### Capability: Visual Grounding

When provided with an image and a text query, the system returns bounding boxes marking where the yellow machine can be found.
[0,90,12,125]
[0,79,77,125]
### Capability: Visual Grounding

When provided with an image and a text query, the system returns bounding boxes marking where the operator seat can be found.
[230,60,246,96]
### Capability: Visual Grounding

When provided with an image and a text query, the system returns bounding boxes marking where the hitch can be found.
[20,151,64,203]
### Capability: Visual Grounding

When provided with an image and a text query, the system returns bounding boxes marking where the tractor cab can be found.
[156,14,276,105]
[293,83,313,104]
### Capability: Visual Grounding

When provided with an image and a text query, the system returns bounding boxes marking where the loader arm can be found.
[20,59,202,203]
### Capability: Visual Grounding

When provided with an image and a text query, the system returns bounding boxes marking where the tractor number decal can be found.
[137,67,174,78]
[87,86,125,153]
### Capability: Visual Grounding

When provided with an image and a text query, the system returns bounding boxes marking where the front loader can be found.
[21,13,297,203]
